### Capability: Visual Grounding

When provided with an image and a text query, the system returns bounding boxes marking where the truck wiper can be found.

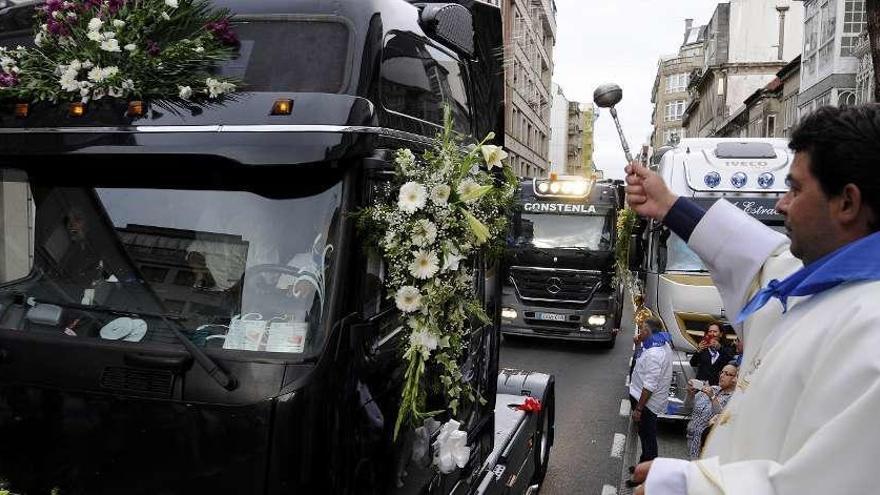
[29,297,238,391]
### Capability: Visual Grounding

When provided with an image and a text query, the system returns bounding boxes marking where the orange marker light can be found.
[14,103,29,118]
[271,99,293,116]
[69,102,86,118]
[127,101,145,117]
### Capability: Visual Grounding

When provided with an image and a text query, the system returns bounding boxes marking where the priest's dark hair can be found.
[789,104,880,232]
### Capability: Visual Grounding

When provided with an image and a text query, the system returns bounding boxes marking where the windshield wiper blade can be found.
[29,297,238,391]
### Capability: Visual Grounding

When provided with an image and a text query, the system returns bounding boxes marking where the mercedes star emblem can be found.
[546,277,563,295]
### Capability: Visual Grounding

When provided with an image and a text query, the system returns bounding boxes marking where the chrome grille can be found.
[509,267,602,304]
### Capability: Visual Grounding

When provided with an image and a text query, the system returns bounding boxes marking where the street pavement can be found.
[500,335,687,495]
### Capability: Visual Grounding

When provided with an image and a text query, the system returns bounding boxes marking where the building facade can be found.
[854,29,875,104]
[715,55,801,138]
[650,19,706,150]
[484,0,557,178]
[548,83,573,174]
[798,0,866,114]
[683,0,804,137]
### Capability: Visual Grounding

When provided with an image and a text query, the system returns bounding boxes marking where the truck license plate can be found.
[537,312,567,322]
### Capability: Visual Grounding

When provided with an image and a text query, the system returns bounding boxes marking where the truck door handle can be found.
[124,352,193,373]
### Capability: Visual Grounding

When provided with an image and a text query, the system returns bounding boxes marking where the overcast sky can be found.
[551,1,720,179]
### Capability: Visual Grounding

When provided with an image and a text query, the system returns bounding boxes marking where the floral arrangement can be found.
[359,107,516,442]
[0,0,239,103]
[615,207,652,326]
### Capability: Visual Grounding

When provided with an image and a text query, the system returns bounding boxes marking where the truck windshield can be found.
[666,233,707,272]
[518,213,613,250]
[0,167,342,358]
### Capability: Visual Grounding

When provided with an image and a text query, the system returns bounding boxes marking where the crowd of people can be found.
[628,319,741,470]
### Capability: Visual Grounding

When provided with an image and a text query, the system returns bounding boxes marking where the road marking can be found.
[601,484,618,495]
[625,375,630,388]
[610,433,626,458]
[619,399,631,417]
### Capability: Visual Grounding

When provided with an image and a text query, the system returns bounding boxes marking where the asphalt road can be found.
[500,334,687,495]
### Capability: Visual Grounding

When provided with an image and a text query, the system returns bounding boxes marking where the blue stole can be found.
[736,231,880,324]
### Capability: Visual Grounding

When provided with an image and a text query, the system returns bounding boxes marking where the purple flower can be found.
[107,0,126,13]
[146,40,160,57]
[206,19,239,47]
[46,19,70,36]
[0,72,18,88]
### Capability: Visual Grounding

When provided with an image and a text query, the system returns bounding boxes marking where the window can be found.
[666,73,689,93]
[783,95,799,135]
[663,128,684,144]
[665,100,686,122]
[841,0,866,56]
[215,20,351,93]
[803,11,819,77]
[838,89,857,106]
[381,32,471,133]
[766,115,777,138]
[819,0,837,68]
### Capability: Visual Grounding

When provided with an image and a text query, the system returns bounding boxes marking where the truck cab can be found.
[0,1,554,493]
[623,138,792,418]
[501,175,622,347]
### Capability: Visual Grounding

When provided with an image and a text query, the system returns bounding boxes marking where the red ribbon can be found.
[516,397,542,414]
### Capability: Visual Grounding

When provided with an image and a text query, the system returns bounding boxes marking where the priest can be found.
[625,104,880,494]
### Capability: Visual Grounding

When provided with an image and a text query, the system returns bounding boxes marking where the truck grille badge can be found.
[546,277,562,295]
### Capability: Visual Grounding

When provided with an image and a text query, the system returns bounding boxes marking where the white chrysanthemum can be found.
[409,250,439,280]
[409,328,439,356]
[398,181,427,213]
[395,286,422,313]
[100,39,121,52]
[178,85,193,99]
[112,20,125,29]
[456,179,480,203]
[480,144,508,170]
[430,184,451,206]
[412,219,438,247]
[59,73,79,92]
[87,17,103,32]
[86,30,103,42]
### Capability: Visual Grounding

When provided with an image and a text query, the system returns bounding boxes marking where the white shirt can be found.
[646,200,880,495]
[629,342,674,415]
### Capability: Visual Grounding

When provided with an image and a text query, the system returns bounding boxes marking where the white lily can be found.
[480,144,508,170]
[432,420,471,474]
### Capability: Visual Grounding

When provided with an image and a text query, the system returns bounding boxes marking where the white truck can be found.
[621,138,793,418]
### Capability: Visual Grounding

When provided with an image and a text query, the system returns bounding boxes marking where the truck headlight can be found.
[501,308,517,320]
[587,315,606,327]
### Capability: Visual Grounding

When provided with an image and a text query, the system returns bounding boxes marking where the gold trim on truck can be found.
[660,273,715,287]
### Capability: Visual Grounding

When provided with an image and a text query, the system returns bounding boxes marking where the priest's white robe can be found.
[646,200,880,495]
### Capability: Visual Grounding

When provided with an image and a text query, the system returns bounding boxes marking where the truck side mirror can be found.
[418,3,475,56]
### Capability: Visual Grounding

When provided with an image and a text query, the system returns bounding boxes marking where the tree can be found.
[869,0,880,101]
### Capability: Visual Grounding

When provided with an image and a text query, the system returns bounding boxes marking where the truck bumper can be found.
[500,292,617,342]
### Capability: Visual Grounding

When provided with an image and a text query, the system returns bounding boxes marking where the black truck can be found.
[502,176,623,347]
[0,1,554,494]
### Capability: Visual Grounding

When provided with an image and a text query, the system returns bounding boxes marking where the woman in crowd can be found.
[686,363,738,459]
